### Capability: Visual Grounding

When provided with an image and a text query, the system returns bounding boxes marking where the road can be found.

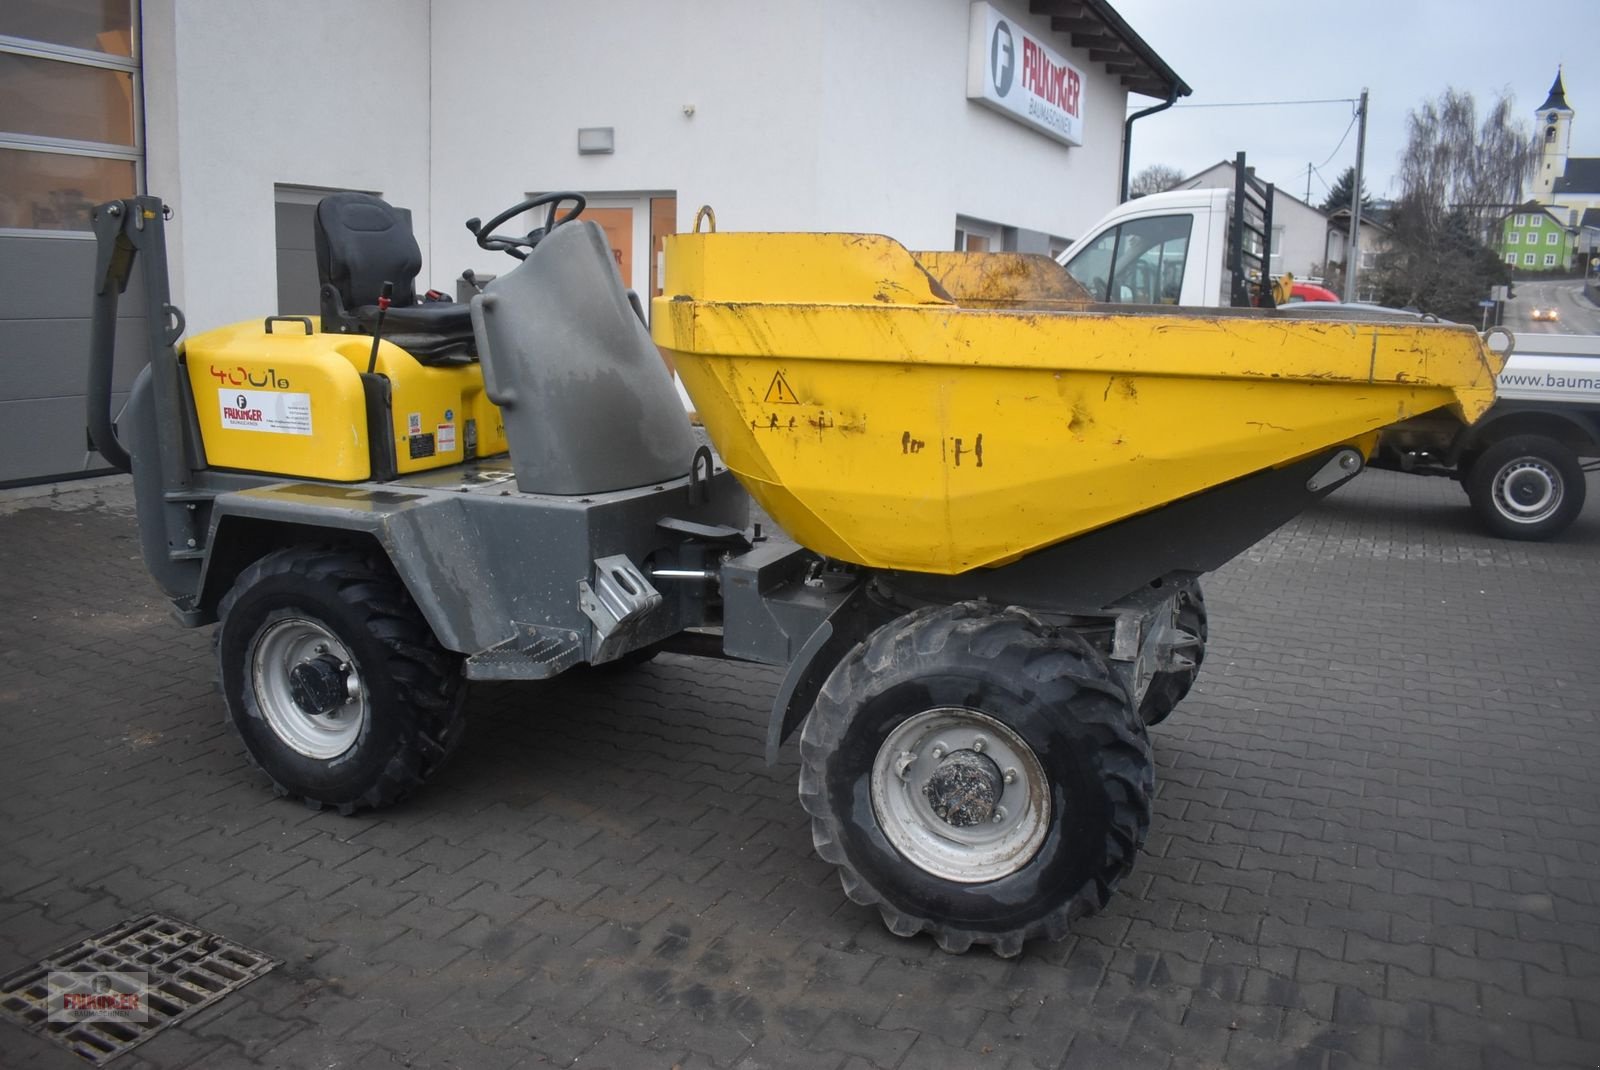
[4,469,1600,1069]
[1503,276,1600,336]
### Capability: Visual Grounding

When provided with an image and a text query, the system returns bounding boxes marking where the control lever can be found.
[366,281,393,374]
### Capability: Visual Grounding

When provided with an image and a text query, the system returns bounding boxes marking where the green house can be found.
[1497,202,1576,272]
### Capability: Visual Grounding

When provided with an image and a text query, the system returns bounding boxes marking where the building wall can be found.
[143,0,433,332]
[1552,192,1600,227]
[1498,212,1574,271]
[425,0,1129,280]
[1533,107,1572,200]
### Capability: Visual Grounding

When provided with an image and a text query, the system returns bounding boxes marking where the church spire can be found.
[1540,68,1571,113]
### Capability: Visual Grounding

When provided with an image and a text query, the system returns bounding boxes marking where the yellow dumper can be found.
[91,190,1500,957]
[656,227,1499,953]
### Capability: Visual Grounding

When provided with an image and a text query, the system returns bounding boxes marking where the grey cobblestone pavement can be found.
[1,469,1597,1069]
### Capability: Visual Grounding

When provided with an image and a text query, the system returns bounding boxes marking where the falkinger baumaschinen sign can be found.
[965,2,1085,147]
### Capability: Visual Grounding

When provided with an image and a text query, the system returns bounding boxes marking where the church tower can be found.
[1533,69,1574,201]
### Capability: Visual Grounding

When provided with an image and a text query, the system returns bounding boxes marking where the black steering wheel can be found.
[465,191,586,261]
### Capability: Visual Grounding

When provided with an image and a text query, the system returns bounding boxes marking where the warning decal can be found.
[436,423,457,453]
[763,370,799,405]
[219,389,313,436]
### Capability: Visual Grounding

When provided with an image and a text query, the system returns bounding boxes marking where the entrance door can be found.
[572,194,685,403]
[585,206,634,291]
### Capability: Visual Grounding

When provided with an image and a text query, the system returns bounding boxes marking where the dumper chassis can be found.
[88,193,1495,954]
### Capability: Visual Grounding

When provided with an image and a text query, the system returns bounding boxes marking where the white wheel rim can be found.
[870,707,1050,883]
[249,617,368,759]
[1493,459,1562,524]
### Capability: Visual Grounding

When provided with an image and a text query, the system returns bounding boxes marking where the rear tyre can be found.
[1465,435,1585,541]
[798,603,1153,956]
[589,644,660,673]
[216,548,467,814]
[1138,581,1208,727]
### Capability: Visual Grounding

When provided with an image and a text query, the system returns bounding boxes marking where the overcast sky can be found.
[1110,0,1598,206]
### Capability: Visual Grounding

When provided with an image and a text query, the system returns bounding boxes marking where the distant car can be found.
[1530,306,1560,322]
[1286,281,1340,303]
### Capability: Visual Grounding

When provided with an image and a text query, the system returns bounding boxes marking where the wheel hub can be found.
[288,655,351,717]
[1494,459,1560,522]
[249,617,368,760]
[922,750,1003,827]
[870,707,1050,883]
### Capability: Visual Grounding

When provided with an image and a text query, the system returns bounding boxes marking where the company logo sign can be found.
[967,2,1085,147]
[990,20,1014,96]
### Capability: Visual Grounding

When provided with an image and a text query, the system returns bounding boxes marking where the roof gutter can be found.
[1121,91,1178,203]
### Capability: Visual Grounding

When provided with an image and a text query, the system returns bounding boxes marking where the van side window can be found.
[1065,214,1193,304]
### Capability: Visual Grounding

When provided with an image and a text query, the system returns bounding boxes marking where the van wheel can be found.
[1466,435,1586,541]
[216,548,466,814]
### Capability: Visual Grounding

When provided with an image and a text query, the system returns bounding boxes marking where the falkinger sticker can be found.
[219,389,313,435]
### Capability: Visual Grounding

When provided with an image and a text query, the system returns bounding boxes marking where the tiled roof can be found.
[1553,158,1600,194]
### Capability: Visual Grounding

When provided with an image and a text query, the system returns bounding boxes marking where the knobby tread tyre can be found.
[1138,581,1208,727]
[1465,435,1586,541]
[216,547,466,814]
[798,602,1153,956]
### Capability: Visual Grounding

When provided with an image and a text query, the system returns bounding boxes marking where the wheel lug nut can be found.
[1003,768,1016,785]
[931,743,945,760]
[992,805,1007,824]
[972,736,987,754]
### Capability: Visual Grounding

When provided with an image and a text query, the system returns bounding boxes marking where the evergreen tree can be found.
[1318,167,1373,214]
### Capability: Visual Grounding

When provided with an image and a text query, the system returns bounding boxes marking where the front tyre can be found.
[798,603,1153,956]
[1466,435,1585,541]
[216,548,467,814]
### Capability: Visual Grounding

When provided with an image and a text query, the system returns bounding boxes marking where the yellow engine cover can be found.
[183,319,506,481]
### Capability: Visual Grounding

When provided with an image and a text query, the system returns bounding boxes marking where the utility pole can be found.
[1305,163,1312,204]
[1344,88,1369,303]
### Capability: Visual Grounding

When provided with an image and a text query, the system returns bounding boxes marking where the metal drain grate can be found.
[0,913,277,1065]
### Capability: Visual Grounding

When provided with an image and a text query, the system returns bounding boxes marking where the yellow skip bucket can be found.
[653,231,1500,575]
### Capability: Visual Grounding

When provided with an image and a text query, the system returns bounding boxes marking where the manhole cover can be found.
[0,913,277,1065]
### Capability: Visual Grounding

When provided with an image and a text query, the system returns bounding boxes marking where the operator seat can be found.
[314,192,475,361]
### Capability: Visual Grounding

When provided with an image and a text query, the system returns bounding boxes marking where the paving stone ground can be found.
[1,469,1597,1070]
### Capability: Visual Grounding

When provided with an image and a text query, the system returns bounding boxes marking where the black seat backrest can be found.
[314,193,421,310]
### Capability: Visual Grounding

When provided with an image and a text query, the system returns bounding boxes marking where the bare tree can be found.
[1373,88,1532,320]
[1130,164,1186,198]
[1395,88,1537,239]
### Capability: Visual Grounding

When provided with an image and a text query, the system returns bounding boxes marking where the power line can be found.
[1314,111,1359,169]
